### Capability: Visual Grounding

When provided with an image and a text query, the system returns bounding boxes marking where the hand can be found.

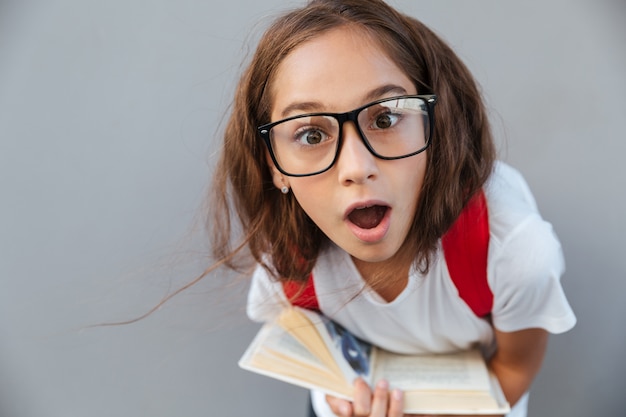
[325,379,499,417]
[326,378,404,417]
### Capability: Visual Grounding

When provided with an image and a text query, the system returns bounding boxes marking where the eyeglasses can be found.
[258,94,437,177]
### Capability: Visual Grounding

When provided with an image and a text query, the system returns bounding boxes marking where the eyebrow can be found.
[278,84,409,118]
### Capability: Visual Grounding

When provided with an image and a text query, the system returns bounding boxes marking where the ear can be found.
[266,151,290,191]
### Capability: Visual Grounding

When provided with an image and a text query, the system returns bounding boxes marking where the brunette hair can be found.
[210,0,495,283]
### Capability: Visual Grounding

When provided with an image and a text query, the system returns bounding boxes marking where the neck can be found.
[351,251,412,303]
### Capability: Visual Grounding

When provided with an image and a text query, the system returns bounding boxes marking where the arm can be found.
[488,327,549,408]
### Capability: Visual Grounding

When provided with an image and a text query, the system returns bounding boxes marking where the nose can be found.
[336,122,379,185]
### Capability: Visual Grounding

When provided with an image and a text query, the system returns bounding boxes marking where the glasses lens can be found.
[268,115,340,176]
[357,97,429,158]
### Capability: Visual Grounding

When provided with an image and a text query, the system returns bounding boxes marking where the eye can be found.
[294,127,329,145]
[370,110,401,130]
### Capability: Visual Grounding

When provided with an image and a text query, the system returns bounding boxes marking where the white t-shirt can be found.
[247,162,576,417]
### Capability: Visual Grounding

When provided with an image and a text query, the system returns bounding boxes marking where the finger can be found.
[325,394,353,417]
[352,378,373,416]
[368,379,390,417]
[387,389,404,417]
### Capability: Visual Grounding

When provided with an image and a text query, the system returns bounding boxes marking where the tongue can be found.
[348,206,387,229]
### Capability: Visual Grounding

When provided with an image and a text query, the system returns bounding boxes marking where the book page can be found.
[238,322,352,397]
[257,322,327,370]
[281,308,372,384]
[373,349,491,392]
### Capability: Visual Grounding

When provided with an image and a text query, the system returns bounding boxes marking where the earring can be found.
[281,186,289,194]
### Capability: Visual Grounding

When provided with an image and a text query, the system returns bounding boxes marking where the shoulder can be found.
[484,161,541,237]
[484,162,562,275]
[484,162,575,333]
[246,264,290,323]
[484,162,561,266]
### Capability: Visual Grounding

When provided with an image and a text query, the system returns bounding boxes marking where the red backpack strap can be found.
[282,273,320,311]
[442,190,492,317]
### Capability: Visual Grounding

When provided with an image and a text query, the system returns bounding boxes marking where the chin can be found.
[349,246,399,264]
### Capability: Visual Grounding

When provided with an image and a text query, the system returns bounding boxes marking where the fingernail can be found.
[376,379,389,390]
[339,403,351,417]
[392,389,403,400]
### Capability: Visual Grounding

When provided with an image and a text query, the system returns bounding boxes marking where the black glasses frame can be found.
[258,94,438,177]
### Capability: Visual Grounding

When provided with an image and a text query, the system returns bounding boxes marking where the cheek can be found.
[398,157,427,214]
[289,178,332,220]
[398,154,427,187]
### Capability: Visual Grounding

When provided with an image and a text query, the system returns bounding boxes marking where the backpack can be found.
[282,190,493,317]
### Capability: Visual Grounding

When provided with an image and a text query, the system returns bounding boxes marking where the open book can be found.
[239,307,510,415]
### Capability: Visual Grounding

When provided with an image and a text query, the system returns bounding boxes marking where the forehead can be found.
[269,26,415,118]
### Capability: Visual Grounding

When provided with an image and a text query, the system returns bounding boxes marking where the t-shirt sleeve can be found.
[489,213,576,334]
[246,264,290,323]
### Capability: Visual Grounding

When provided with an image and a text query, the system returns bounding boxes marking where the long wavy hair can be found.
[210,0,495,283]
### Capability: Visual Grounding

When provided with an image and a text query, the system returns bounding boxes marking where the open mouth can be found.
[347,205,389,229]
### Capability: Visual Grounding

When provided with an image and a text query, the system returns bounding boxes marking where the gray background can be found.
[1,0,624,416]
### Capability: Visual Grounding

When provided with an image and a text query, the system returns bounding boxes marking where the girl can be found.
[209,0,576,416]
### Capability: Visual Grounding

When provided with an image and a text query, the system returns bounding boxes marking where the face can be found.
[268,26,427,269]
